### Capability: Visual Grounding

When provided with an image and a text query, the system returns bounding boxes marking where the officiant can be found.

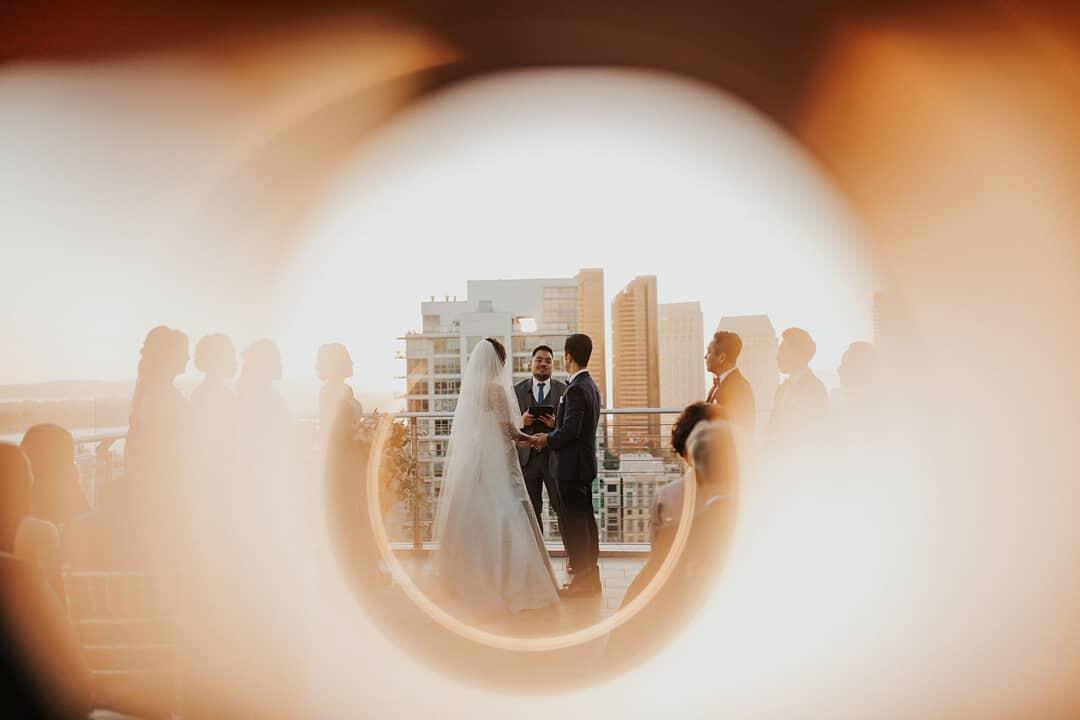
[514,345,566,536]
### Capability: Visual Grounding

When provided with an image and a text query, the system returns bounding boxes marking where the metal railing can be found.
[390,408,687,550]
[32,408,686,549]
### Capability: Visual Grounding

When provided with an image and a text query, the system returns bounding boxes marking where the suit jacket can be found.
[514,376,567,467]
[768,368,828,442]
[707,368,756,437]
[546,371,601,489]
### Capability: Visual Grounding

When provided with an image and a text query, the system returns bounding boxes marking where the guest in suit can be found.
[19,423,89,527]
[531,334,602,598]
[704,330,757,437]
[768,326,829,446]
[513,344,567,537]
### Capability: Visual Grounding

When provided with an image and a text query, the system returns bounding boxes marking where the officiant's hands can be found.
[536,412,556,429]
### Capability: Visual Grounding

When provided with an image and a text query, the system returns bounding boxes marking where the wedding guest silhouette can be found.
[704,330,756,438]
[190,334,239,493]
[768,327,828,446]
[124,326,189,542]
[0,444,91,719]
[232,338,305,718]
[316,342,363,439]
[19,423,89,527]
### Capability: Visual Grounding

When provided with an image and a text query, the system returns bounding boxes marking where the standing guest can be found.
[704,330,756,438]
[833,341,880,412]
[190,333,239,489]
[233,338,305,718]
[19,423,89,526]
[124,326,190,521]
[513,345,566,537]
[316,342,363,439]
[191,333,238,434]
[768,327,828,446]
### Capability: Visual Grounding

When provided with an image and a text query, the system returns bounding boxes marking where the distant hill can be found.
[0,380,134,402]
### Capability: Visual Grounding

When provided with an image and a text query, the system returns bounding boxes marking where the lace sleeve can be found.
[487,383,521,441]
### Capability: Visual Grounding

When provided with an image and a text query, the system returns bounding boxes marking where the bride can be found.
[432,337,560,615]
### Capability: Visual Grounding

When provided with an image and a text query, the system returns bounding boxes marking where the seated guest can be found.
[0,443,61,591]
[624,403,730,607]
[650,402,724,546]
[704,330,756,437]
[20,423,90,527]
[609,419,739,664]
[0,444,91,717]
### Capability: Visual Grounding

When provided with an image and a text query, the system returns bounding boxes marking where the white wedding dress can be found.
[433,340,560,615]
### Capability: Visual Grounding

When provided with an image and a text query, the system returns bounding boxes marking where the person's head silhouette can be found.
[238,338,283,390]
[777,327,816,375]
[838,341,878,390]
[194,333,237,382]
[137,326,189,385]
[0,444,33,553]
[316,343,354,384]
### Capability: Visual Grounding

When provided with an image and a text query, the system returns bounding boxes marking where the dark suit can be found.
[546,370,601,579]
[514,376,567,534]
[707,368,756,438]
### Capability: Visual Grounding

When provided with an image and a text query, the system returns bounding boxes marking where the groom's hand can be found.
[531,433,549,449]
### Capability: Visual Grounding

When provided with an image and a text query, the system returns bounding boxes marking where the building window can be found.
[432,337,460,354]
[511,336,529,353]
[407,358,428,376]
[434,379,460,395]
[434,398,457,412]
[542,286,577,327]
[407,399,429,413]
[406,338,432,356]
[513,356,531,373]
[434,441,447,458]
[433,357,460,375]
[434,419,452,436]
[478,300,494,312]
[408,379,429,396]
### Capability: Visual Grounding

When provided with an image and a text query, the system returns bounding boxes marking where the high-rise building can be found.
[658,301,706,410]
[716,314,779,426]
[400,270,607,541]
[611,275,660,453]
[576,268,607,405]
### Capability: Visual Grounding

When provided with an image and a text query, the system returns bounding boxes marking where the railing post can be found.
[410,416,421,551]
[93,438,116,509]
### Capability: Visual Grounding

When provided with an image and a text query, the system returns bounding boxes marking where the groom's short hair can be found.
[531,345,553,358]
[564,334,592,367]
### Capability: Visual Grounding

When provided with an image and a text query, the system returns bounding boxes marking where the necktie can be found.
[537,382,546,405]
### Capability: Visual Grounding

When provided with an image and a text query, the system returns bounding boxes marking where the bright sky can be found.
[2,64,882,391]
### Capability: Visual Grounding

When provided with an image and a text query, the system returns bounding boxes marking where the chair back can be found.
[61,569,181,719]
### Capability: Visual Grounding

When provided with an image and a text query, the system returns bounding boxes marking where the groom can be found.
[529,333,602,598]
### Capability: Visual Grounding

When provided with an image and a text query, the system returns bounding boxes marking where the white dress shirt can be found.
[530,376,553,404]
